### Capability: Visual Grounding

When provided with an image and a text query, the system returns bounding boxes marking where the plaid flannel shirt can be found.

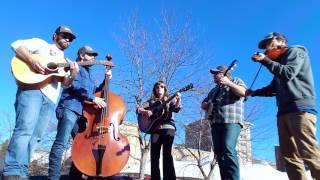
[203,77,246,126]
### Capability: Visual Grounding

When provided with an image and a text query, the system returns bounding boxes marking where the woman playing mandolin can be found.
[137,80,182,180]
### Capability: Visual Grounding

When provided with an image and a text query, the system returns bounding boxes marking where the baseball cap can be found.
[258,32,287,49]
[54,25,76,40]
[210,65,228,74]
[77,46,98,56]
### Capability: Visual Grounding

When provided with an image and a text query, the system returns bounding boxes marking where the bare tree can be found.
[0,111,15,165]
[115,9,273,179]
[114,11,151,180]
[178,117,217,180]
[114,10,209,179]
[0,111,15,141]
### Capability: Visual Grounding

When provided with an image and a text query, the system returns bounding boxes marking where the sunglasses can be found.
[59,33,74,42]
[156,85,165,89]
[213,72,223,75]
[85,53,96,57]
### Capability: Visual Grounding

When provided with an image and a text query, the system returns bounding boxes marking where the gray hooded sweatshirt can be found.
[253,45,316,115]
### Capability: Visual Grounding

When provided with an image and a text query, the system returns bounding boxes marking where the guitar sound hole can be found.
[47,62,57,69]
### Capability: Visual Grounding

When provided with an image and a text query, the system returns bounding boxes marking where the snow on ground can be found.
[123,160,313,179]
[31,150,313,179]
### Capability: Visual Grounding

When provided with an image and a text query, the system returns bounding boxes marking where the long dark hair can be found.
[151,81,169,100]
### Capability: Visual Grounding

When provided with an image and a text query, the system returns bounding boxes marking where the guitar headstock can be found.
[179,83,194,93]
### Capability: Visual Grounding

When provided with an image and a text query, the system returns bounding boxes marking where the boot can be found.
[2,175,20,180]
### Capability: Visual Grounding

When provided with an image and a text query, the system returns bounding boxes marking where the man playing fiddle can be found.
[247,32,320,180]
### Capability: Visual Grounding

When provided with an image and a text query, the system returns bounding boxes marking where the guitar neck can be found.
[163,84,193,104]
[164,93,178,104]
[57,61,113,67]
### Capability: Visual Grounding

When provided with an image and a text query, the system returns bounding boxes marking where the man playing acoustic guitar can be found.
[2,25,79,180]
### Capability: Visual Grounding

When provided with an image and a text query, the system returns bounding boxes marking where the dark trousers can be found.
[151,129,176,180]
[69,162,84,179]
[68,117,91,180]
[211,123,241,180]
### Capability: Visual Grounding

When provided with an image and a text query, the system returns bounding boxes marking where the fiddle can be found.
[247,46,288,100]
[264,46,288,60]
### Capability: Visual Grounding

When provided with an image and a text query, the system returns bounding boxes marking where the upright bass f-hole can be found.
[110,123,120,141]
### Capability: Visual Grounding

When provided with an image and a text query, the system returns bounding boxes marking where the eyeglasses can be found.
[265,38,281,49]
[156,85,165,89]
[213,72,223,76]
[86,53,95,57]
[59,33,74,42]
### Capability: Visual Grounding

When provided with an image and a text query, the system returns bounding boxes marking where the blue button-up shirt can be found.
[57,66,104,115]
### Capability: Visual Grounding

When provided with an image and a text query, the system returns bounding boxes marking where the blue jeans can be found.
[48,107,80,180]
[3,88,55,178]
[211,123,241,180]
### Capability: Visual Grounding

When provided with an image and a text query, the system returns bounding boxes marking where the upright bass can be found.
[72,56,130,177]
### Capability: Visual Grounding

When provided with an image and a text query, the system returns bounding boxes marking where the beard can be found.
[55,38,70,50]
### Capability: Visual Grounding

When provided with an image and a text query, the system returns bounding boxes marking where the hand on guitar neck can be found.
[174,92,182,108]
[62,61,79,87]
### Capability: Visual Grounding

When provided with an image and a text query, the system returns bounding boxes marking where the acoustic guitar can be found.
[138,83,193,134]
[11,54,112,89]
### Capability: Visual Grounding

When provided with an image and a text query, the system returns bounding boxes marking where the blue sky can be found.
[1,0,320,162]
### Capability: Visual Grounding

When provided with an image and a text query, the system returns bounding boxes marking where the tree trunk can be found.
[139,147,150,180]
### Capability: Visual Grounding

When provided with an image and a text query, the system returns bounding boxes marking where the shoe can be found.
[2,175,20,180]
